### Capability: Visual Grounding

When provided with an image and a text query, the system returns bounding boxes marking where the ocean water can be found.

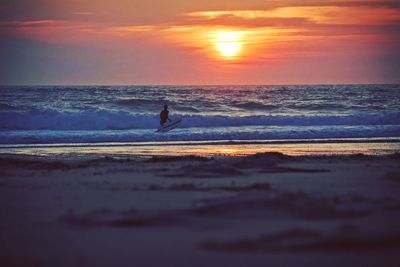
[0,85,400,145]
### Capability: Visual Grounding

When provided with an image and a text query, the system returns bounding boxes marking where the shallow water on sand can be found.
[1,139,399,158]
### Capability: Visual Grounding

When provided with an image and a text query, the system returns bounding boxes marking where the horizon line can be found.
[1,82,399,87]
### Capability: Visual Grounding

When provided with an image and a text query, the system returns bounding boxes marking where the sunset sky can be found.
[0,0,399,85]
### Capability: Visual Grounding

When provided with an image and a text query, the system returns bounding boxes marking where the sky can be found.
[0,0,399,85]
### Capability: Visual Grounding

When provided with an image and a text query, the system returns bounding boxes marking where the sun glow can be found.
[213,31,243,58]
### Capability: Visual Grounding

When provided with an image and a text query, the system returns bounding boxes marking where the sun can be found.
[213,31,243,59]
[217,42,241,58]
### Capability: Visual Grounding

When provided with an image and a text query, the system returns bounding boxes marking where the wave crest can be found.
[1,109,399,131]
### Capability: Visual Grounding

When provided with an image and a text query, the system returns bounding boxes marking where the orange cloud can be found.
[185,6,400,26]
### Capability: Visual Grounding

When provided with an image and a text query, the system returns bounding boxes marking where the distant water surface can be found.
[0,85,399,145]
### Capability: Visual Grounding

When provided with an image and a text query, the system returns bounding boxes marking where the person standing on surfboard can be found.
[160,104,171,126]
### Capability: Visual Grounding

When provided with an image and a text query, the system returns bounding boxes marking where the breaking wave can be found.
[0,109,399,131]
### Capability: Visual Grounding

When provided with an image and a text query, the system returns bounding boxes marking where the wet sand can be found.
[0,152,400,266]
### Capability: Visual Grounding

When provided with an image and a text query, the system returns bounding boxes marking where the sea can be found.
[1,84,400,156]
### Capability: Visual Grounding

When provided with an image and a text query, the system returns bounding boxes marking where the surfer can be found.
[160,104,171,125]
[157,104,182,132]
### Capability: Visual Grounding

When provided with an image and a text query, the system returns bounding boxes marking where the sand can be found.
[0,152,400,267]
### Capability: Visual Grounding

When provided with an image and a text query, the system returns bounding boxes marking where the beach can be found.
[1,150,400,267]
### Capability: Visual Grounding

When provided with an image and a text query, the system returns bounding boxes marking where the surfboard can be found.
[156,118,182,132]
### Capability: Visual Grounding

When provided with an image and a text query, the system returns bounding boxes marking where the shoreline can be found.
[2,136,400,147]
[0,138,399,158]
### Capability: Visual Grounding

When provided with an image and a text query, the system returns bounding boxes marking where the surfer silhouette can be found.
[160,104,170,125]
